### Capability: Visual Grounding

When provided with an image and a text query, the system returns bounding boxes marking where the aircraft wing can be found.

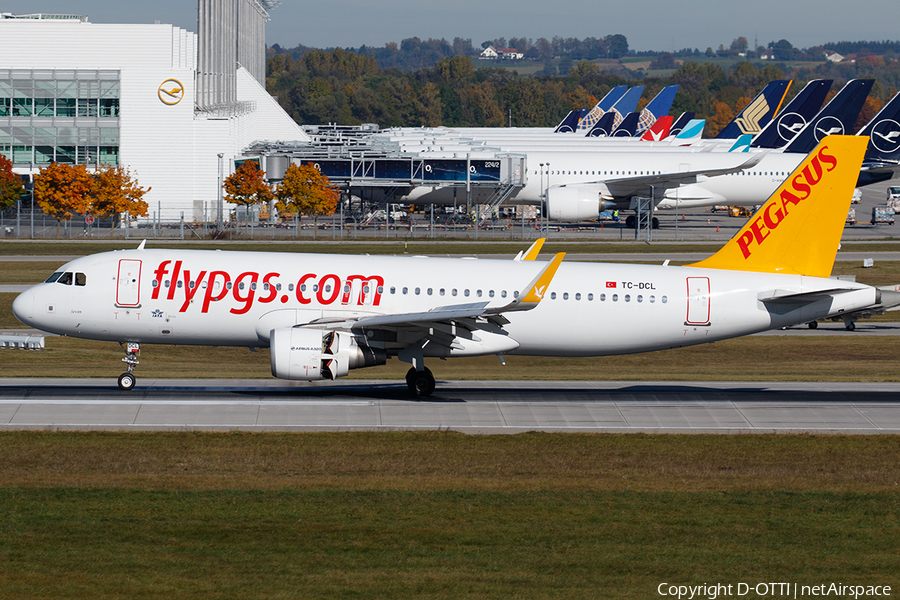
[580,151,769,200]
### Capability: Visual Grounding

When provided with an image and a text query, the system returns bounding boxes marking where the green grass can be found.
[1,432,899,598]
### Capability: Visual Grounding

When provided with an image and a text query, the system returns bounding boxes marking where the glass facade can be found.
[0,69,119,166]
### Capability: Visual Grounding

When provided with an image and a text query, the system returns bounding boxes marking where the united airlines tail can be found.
[785,79,873,154]
[715,80,791,139]
[635,84,679,135]
[574,84,629,132]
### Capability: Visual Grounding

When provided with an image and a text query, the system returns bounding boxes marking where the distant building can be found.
[824,50,845,63]
[0,1,306,223]
[479,46,524,60]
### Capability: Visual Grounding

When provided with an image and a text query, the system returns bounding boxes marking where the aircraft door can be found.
[116,259,142,307]
[685,277,710,325]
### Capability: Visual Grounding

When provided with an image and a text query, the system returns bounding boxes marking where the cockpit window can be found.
[57,272,73,285]
[45,272,63,283]
[75,273,86,286]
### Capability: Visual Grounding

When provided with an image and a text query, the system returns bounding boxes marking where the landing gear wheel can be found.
[118,372,136,391]
[808,321,818,329]
[625,215,635,229]
[406,367,435,397]
[652,217,659,229]
[845,321,856,331]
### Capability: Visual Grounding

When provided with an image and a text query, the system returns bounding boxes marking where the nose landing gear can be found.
[118,342,140,391]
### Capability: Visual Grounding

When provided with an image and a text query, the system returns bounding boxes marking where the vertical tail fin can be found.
[785,79,873,154]
[688,136,869,277]
[715,80,791,139]
[575,85,629,132]
[642,116,673,141]
[636,85,679,135]
[751,79,833,149]
[858,90,900,162]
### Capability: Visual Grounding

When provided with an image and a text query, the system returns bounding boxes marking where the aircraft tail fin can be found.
[585,112,617,137]
[688,136,868,277]
[635,85,679,135]
[715,80,791,139]
[555,108,589,133]
[727,134,753,152]
[671,118,704,141]
[612,112,640,137]
[785,79,873,154]
[858,90,900,162]
[642,116,673,141]
[752,79,833,149]
[575,85,629,131]
[667,112,695,138]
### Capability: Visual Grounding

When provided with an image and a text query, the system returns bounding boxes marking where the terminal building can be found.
[0,2,308,223]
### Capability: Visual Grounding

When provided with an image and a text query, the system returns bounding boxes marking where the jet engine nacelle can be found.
[269,327,386,381]
[546,183,613,221]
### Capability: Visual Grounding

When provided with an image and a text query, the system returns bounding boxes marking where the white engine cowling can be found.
[546,183,612,221]
[269,327,385,381]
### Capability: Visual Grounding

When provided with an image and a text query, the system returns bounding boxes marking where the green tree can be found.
[0,154,25,210]
[275,163,339,238]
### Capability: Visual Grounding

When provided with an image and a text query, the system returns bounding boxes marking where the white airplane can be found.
[11,137,886,396]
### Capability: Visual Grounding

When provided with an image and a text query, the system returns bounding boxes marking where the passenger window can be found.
[45,272,63,283]
[75,273,86,286]
[551,292,557,300]
[57,272,73,285]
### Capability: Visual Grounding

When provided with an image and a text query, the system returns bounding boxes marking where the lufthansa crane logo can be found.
[871,119,900,154]
[158,79,185,105]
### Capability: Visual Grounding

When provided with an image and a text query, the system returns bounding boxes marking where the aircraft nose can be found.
[12,288,35,325]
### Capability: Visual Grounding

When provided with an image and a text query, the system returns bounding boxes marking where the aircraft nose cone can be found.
[12,288,34,325]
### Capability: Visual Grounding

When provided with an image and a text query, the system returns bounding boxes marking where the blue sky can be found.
[3,0,898,52]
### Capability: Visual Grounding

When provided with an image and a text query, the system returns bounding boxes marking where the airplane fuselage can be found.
[13,249,875,360]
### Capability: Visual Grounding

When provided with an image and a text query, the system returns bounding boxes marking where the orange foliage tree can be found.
[33,163,94,223]
[0,154,25,210]
[92,165,150,225]
[275,163,339,238]
[223,160,273,230]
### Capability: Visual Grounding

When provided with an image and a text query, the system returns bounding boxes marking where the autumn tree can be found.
[275,163,339,238]
[0,154,25,210]
[92,165,150,225]
[33,163,94,226]
[223,160,273,231]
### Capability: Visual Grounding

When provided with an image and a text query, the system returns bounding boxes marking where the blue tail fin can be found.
[728,134,753,152]
[668,112,696,137]
[575,85,629,132]
[585,112,617,137]
[635,85,679,135]
[714,80,791,139]
[555,108,589,133]
[752,79,833,149]
[785,79,874,154]
[612,112,640,137]
[672,118,704,141]
[858,90,900,162]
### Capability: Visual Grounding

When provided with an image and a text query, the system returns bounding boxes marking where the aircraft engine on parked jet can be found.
[269,327,386,381]
[546,183,613,221]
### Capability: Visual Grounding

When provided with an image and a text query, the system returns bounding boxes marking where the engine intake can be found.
[270,327,386,381]
[546,183,612,221]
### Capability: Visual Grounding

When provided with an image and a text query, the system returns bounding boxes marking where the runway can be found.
[2,378,899,434]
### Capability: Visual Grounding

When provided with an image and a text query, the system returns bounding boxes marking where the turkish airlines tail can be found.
[689,136,869,277]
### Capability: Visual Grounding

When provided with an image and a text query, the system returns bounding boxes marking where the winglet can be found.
[688,136,869,277]
[522,238,545,261]
[489,252,565,313]
[137,240,146,250]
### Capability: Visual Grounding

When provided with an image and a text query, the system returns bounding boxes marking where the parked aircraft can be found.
[12,137,892,396]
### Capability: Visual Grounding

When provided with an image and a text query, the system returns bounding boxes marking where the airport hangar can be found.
[0,2,311,224]
[0,4,530,226]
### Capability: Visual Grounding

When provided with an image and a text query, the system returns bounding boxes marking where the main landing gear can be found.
[118,342,140,391]
[406,367,435,397]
